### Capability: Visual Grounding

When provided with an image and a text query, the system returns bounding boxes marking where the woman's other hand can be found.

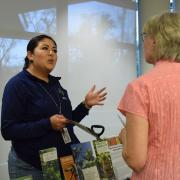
[84,85,107,108]
[50,114,68,131]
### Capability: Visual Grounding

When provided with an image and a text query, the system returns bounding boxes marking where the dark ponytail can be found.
[23,56,31,70]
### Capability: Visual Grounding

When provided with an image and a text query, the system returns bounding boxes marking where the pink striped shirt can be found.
[118,60,180,180]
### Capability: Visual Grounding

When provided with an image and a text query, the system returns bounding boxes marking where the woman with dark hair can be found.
[1,34,107,179]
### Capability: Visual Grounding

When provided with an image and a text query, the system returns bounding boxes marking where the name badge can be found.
[61,128,72,144]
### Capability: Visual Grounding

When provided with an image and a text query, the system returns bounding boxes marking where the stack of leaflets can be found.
[106,137,131,179]
[71,142,100,180]
[60,155,77,180]
[70,137,131,180]
[93,139,116,180]
[39,147,62,180]
[39,137,131,180]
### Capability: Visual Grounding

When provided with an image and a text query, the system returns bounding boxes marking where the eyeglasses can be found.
[140,32,148,42]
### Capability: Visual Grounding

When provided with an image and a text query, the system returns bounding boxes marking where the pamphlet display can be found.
[39,137,131,180]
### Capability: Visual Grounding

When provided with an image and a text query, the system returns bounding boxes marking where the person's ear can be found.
[27,51,34,62]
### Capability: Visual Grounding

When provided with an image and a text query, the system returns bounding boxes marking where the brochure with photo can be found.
[71,142,100,180]
[60,155,77,180]
[39,147,62,180]
[93,140,116,180]
[107,137,132,180]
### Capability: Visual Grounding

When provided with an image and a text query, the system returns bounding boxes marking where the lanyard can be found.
[38,82,73,144]
[38,83,62,114]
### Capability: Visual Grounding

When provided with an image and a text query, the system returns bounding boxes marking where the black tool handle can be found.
[91,125,105,137]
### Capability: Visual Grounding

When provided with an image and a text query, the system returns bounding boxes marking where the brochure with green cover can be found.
[39,147,62,180]
[93,140,116,180]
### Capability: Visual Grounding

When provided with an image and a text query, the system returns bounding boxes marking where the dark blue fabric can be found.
[1,70,89,169]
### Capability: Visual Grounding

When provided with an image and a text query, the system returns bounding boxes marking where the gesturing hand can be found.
[84,85,107,108]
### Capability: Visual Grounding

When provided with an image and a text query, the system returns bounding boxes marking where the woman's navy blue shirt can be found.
[1,70,89,169]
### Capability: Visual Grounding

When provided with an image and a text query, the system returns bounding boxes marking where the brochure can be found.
[93,140,116,180]
[71,142,100,180]
[60,155,77,180]
[39,147,62,180]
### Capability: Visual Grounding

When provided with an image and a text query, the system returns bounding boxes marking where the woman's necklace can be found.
[38,83,62,114]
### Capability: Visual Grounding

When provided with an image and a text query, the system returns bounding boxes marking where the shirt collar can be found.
[23,69,61,84]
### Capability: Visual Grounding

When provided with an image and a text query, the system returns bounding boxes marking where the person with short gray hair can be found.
[118,11,180,180]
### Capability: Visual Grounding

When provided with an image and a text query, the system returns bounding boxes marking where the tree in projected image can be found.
[0,39,16,68]
[19,8,56,34]
[0,38,28,111]
[0,39,17,99]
